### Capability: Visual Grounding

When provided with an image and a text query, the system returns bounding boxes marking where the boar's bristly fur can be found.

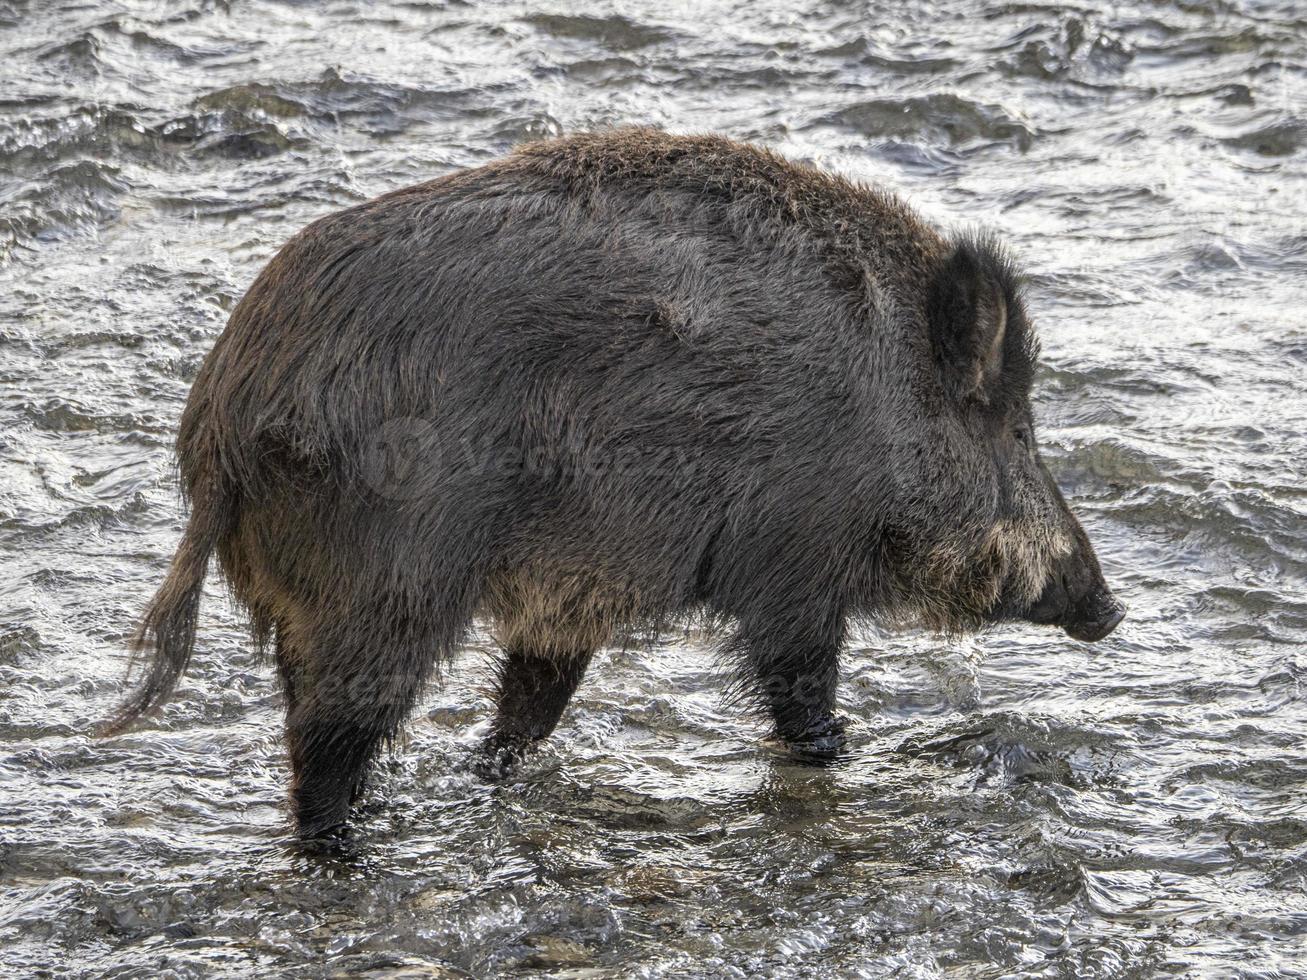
[106,128,1123,836]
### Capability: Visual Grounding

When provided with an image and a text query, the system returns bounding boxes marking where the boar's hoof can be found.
[291,782,359,840]
[474,735,538,779]
[294,824,356,856]
[783,716,848,762]
[295,811,353,842]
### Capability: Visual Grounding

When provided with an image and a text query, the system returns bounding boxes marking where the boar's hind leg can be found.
[284,605,446,837]
[487,649,593,755]
[481,569,609,760]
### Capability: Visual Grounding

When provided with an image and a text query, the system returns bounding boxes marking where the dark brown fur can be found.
[107,128,1122,836]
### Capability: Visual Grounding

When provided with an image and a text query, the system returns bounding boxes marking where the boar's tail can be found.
[102,483,232,735]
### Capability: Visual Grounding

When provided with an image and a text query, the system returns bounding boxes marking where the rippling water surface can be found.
[2,1,1306,976]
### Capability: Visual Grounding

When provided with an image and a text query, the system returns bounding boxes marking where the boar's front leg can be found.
[731,603,847,759]
[487,649,593,757]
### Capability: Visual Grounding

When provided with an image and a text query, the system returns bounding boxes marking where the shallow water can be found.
[1,0,1305,976]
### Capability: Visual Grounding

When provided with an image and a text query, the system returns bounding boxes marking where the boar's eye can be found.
[1013,426,1032,448]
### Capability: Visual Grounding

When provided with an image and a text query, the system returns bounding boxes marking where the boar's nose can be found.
[1064,588,1126,643]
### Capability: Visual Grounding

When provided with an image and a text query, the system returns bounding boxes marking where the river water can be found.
[1,1,1305,976]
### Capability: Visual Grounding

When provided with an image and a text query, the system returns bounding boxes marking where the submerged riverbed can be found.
[2,1,1306,976]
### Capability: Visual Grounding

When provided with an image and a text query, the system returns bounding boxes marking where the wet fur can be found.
[108,127,1071,833]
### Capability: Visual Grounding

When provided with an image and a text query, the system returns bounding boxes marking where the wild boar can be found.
[107,128,1124,836]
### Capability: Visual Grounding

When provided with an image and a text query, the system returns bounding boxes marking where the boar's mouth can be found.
[1024,573,1126,642]
[1063,596,1126,642]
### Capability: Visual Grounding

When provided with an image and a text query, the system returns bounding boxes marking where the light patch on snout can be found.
[983,516,1075,607]
[883,516,1075,637]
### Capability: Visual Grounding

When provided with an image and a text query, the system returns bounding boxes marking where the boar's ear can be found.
[927,237,1009,404]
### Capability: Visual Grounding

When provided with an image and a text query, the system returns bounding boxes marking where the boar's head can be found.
[884,233,1124,642]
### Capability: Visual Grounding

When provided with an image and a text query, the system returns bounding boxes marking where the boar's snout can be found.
[1062,586,1125,642]
[1024,529,1125,643]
